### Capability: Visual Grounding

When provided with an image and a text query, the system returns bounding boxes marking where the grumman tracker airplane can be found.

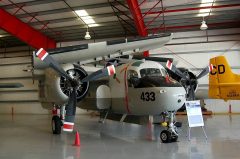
[209,56,240,101]
[33,33,195,143]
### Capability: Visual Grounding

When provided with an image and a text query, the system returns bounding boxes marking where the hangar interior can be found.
[0,0,240,159]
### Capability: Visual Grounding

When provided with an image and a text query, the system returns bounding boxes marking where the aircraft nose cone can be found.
[159,86,186,111]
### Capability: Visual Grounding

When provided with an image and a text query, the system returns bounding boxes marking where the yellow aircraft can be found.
[209,56,240,101]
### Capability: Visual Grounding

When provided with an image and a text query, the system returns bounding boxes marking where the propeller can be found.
[166,60,188,80]
[36,48,115,132]
[196,64,214,79]
[166,60,213,100]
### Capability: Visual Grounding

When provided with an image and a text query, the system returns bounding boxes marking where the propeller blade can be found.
[82,65,115,83]
[63,87,77,132]
[197,64,214,79]
[166,60,188,80]
[36,48,72,81]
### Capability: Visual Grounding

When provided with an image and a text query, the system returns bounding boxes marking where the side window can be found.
[161,68,168,77]
[127,70,138,87]
[140,68,162,77]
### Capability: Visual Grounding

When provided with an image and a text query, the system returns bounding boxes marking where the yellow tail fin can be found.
[209,56,240,100]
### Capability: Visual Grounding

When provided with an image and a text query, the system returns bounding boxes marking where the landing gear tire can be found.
[160,130,171,143]
[52,116,62,134]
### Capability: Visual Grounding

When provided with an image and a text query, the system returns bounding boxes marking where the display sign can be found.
[185,100,204,127]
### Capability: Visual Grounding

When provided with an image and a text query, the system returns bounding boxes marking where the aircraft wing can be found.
[0,83,23,88]
[33,33,173,69]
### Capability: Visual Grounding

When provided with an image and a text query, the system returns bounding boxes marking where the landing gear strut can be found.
[51,105,65,134]
[52,116,61,134]
[160,111,181,143]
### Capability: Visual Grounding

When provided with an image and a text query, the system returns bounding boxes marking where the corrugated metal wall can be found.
[0,46,49,114]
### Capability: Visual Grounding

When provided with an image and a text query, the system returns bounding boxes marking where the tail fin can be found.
[209,56,240,100]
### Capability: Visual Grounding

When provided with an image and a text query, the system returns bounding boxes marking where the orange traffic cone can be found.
[73,131,80,146]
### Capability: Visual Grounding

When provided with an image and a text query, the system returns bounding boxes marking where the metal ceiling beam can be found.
[148,21,240,33]
[0,0,63,9]
[146,10,240,22]
[25,9,239,28]
[0,9,56,49]
[126,0,149,57]
[15,2,122,19]
[109,0,136,36]
[126,0,147,36]
[142,3,240,15]
[145,15,240,27]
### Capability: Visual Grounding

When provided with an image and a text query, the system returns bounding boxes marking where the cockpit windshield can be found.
[140,68,162,77]
[127,68,181,88]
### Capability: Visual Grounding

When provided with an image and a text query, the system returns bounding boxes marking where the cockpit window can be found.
[140,68,162,77]
[128,70,138,79]
[127,69,181,88]
[127,70,139,87]
[161,68,168,77]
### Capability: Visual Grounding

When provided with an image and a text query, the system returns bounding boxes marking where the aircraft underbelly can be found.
[111,98,128,114]
[78,98,99,110]
[78,97,127,114]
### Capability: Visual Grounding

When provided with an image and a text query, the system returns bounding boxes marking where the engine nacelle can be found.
[38,64,89,109]
[168,67,198,99]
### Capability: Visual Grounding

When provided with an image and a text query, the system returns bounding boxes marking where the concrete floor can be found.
[0,114,240,159]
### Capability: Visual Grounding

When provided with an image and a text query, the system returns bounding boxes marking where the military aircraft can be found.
[36,56,186,143]
[209,56,240,101]
[34,33,188,143]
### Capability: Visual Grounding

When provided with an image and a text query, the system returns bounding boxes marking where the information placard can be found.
[185,100,204,127]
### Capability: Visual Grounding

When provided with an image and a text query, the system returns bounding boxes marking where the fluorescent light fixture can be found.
[75,10,88,16]
[83,19,95,24]
[198,0,214,17]
[81,16,92,20]
[75,9,99,27]
[0,34,7,38]
[88,24,99,27]
[202,0,214,2]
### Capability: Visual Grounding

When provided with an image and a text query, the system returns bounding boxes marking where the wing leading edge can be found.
[33,33,173,69]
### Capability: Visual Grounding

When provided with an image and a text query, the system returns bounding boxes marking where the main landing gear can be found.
[159,111,182,143]
[52,116,62,134]
[51,105,65,134]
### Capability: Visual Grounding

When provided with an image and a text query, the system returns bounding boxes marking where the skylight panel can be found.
[198,0,214,17]
[75,9,99,27]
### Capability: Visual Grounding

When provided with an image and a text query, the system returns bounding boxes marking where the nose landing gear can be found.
[160,111,182,143]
